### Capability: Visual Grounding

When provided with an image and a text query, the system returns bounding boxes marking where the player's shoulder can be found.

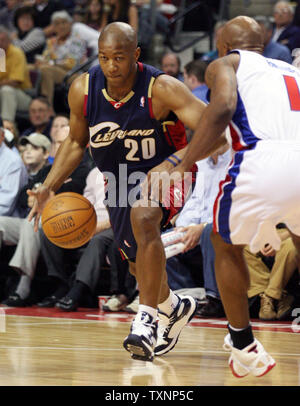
[69,72,88,95]
[68,72,88,111]
[152,73,186,97]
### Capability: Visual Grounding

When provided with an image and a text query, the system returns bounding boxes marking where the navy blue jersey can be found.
[85,62,189,181]
[84,62,194,259]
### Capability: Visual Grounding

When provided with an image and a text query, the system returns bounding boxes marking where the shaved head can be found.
[99,22,138,51]
[218,16,264,56]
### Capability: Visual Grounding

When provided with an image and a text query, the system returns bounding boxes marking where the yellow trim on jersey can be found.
[120,249,129,260]
[148,76,155,99]
[162,121,175,132]
[85,73,89,95]
[102,88,135,103]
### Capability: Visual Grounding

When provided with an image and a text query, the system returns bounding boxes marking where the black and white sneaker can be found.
[123,311,157,362]
[155,295,197,356]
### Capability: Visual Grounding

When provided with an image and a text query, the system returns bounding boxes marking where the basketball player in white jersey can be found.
[164,16,300,378]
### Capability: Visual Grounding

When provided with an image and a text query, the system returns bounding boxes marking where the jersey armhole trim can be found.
[83,73,89,117]
[148,76,155,118]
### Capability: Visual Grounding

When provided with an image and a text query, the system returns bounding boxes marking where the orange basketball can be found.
[41,192,97,249]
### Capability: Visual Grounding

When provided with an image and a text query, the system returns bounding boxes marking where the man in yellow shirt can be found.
[0,26,32,126]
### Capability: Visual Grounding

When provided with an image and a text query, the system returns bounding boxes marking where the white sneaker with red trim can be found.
[223,334,276,378]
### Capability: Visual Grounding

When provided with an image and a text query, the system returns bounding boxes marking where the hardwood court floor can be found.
[0,306,299,386]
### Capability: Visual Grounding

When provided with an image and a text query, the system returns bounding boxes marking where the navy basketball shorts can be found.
[107,176,195,261]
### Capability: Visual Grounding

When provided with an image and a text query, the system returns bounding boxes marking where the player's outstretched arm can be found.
[178,54,238,170]
[28,73,90,231]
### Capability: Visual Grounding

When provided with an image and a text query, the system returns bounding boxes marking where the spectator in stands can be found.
[21,132,51,176]
[183,60,209,103]
[48,114,70,164]
[0,133,51,307]
[39,166,136,311]
[0,26,32,127]
[245,227,297,321]
[160,51,183,81]
[201,20,227,63]
[0,0,21,33]
[272,1,300,52]
[1,127,90,306]
[183,59,208,141]
[84,0,108,31]
[11,6,46,64]
[20,97,53,140]
[30,0,63,38]
[35,11,88,109]
[255,15,292,63]
[35,10,100,109]
[3,120,19,151]
[134,0,169,60]
[0,116,28,218]
[176,143,231,318]
[104,0,139,32]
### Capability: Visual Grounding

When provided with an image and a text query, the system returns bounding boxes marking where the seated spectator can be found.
[134,0,169,60]
[201,20,227,63]
[255,15,292,63]
[183,60,209,103]
[272,1,300,52]
[160,51,183,81]
[0,26,32,127]
[20,96,54,140]
[1,126,90,306]
[0,0,21,33]
[175,143,232,318]
[36,10,100,109]
[48,114,70,164]
[12,5,46,64]
[0,116,28,218]
[38,166,136,311]
[245,227,297,321]
[3,119,19,151]
[30,0,63,38]
[20,132,51,176]
[84,0,108,31]
[104,0,138,32]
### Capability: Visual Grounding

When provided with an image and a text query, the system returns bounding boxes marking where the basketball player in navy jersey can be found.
[28,22,220,362]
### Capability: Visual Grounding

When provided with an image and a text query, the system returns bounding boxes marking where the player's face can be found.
[98,39,139,87]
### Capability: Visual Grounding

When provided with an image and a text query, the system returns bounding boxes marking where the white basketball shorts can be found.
[213,140,300,253]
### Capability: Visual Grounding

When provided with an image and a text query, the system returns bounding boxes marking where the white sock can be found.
[137,305,157,321]
[15,274,31,299]
[229,324,250,332]
[158,291,179,316]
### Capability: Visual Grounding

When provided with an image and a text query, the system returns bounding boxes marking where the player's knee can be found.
[131,207,161,238]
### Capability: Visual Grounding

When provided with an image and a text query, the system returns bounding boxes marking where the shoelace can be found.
[260,294,274,312]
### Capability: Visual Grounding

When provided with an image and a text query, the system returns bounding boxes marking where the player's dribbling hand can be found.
[141,160,175,202]
[27,185,54,232]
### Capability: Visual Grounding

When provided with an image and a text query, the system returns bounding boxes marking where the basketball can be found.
[41,192,97,249]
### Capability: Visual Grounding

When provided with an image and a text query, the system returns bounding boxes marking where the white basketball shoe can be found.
[155,295,197,356]
[123,311,157,361]
[223,333,276,378]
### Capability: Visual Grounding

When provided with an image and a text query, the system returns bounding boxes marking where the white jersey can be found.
[228,50,300,150]
[214,50,300,251]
